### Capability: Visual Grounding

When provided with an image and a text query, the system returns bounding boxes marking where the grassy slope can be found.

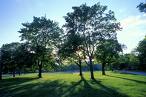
[0,71,146,97]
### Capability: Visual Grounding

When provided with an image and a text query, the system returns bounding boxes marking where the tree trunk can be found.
[18,69,21,76]
[89,56,94,79]
[12,67,15,77]
[79,59,82,76]
[79,65,82,76]
[102,62,106,75]
[0,65,2,80]
[17,66,21,76]
[38,60,42,78]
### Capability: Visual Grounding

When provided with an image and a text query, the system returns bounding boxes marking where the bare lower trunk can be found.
[79,65,82,76]
[12,68,15,77]
[79,59,82,76]
[102,62,106,75]
[38,60,42,78]
[89,56,94,79]
[110,64,114,72]
[18,69,21,76]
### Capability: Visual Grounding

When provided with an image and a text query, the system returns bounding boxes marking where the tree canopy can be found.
[64,3,121,79]
[95,39,122,75]
[19,16,63,78]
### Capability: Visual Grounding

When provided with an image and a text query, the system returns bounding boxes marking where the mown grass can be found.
[0,71,146,97]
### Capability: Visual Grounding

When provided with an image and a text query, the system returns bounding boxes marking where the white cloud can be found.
[120,15,146,28]
[118,15,146,53]
[117,30,145,53]
[118,8,126,14]
[143,13,146,17]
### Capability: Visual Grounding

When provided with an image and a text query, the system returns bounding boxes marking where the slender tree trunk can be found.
[0,64,3,80]
[12,67,15,77]
[102,62,106,75]
[18,68,21,76]
[89,56,94,79]
[110,64,114,72]
[79,59,83,76]
[79,65,82,76]
[38,60,42,78]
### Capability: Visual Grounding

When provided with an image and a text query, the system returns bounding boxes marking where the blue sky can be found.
[0,0,146,53]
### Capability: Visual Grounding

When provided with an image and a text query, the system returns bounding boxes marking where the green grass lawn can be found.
[0,71,146,97]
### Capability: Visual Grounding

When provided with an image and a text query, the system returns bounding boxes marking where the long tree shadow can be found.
[0,76,130,97]
[106,75,146,84]
[80,77,129,97]
[0,77,39,97]
[0,79,68,97]
[61,78,83,96]
[91,79,129,97]
[0,77,39,86]
[62,76,130,97]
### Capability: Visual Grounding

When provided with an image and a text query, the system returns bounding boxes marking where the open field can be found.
[0,71,146,97]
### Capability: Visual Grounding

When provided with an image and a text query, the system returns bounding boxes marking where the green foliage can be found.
[64,3,121,57]
[59,36,76,58]
[96,39,122,64]
[15,43,36,68]
[18,16,63,65]
[59,33,84,60]
[114,53,139,70]
[136,36,146,70]
[18,16,63,77]
[95,39,122,74]
[1,43,21,71]
[19,16,62,47]
[0,42,37,76]
[58,33,85,76]
[137,2,146,13]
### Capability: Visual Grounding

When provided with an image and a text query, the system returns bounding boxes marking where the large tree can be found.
[19,16,62,78]
[64,3,120,79]
[95,39,122,75]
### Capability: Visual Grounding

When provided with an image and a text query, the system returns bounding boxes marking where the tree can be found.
[115,53,139,70]
[136,36,146,70]
[64,3,120,79]
[126,53,139,70]
[59,34,84,76]
[14,43,36,75]
[19,16,62,78]
[95,39,122,75]
[0,42,21,77]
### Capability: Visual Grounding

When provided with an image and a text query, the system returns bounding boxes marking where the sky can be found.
[0,0,146,53]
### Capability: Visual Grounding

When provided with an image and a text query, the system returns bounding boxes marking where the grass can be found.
[0,71,146,97]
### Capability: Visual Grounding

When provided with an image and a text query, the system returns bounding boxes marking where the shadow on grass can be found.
[0,77,39,87]
[80,77,129,97]
[106,75,146,84]
[91,79,129,97]
[0,77,39,97]
[0,76,130,97]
